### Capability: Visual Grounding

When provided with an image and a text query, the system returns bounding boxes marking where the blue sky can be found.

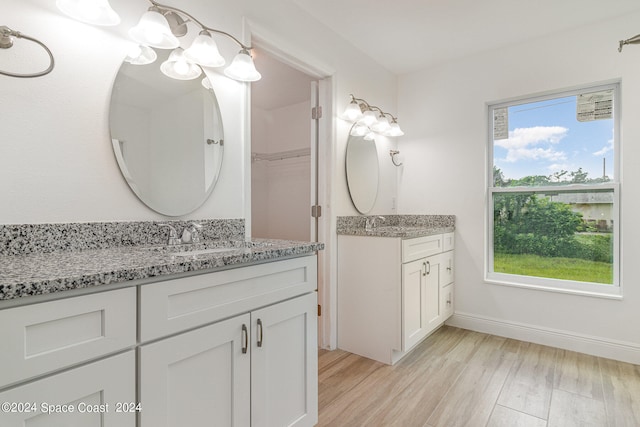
[493,95,614,183]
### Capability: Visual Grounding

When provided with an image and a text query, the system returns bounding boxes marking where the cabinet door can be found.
[251,293,318,427]
[0,351,135,427]
[402,258,427,351]
[139,314,251,427]
[423,255,442,332]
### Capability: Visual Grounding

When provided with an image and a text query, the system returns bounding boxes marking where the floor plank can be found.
[486,405,547,427]
[497,342,556,419]
[317,326,639,427]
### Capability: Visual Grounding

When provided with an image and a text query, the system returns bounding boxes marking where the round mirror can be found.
[345,125,379,213]
[109,49,224,216]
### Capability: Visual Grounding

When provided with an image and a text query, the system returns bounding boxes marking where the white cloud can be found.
[593,138,613,157]
[495,126,568,163]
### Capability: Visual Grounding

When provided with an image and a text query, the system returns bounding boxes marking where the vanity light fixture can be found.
[342,94,404,137]
[57,0,261,82]
[618,33,640,52]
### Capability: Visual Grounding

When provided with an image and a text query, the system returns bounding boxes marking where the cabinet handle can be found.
[257,319,263,347]
[241,324,248,354]
[447,259,452,272]
[422,261,427,276]
[426,261,431,275]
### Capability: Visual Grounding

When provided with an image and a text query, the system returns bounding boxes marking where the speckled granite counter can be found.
[0,219,323,303]
[337,214,455,238]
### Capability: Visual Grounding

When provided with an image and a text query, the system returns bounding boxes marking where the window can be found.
[487,83,620,297]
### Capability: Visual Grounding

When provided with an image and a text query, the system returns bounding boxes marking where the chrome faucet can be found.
[159,224,180,245]
[181,222,203,244]
[365,216,386,231]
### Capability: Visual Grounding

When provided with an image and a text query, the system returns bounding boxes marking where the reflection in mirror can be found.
[345,123,379,213]
[109,49,224,216]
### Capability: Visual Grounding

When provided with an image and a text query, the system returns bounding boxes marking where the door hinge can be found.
[318,304,322,316]
[311,205,322,218]
[311,106,322,120]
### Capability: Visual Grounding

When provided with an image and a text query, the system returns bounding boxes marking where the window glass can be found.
[488,84,619,294]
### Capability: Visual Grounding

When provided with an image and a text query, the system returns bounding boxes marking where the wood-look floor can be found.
[318,326,640,427]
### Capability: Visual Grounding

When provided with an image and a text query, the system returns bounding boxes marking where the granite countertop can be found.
[336,214,455,239]
[0,239,324,303]
[338,225,455,238]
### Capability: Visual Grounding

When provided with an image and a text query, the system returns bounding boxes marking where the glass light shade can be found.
[124,44,157,65]
[184,31,225,67]
[350,124,368,136]
[160,48,202,80]
[342,100,363,122]
[386,121,405,137]
[129,9,180,49]
[57,0,120,26]
[361,110,378,127]
[372,115,390,132]
[364,131,376,141]
[224,49,261,82]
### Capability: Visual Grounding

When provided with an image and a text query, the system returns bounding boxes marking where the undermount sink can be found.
[169,247,238,257]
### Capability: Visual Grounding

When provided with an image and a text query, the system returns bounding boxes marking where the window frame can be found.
[486,82,621,298]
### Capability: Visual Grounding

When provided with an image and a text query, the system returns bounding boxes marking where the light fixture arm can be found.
[148,0,252,50]
[618,33,640,52]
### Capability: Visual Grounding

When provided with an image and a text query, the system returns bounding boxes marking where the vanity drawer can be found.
[0,287,136,389]
[402,234,443,263]
[139,256,317,342]
[443,232,455,252]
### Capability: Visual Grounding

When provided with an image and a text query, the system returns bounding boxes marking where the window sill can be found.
[486,273,622,300]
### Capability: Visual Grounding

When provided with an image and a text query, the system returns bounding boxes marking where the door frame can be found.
[245,22,336,349]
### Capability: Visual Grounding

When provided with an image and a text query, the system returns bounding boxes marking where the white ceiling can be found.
[292,0,640,74]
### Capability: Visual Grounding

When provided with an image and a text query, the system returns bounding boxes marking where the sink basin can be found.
[169,248,238,257]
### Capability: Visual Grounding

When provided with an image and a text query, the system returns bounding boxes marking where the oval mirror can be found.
[345,125,379,213]
[109,49,224,216]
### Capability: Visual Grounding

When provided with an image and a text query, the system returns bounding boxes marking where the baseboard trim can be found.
[446,312,640,365]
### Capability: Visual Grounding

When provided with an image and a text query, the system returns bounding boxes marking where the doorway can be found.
[250,47,317,242]
[250,45,330,348]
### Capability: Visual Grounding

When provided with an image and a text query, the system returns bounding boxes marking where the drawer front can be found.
[402,234,443,263]
[439,250,454,286]
[441,283,454,320]
[443,232,455,252]
[0,351,135,426]
[139,256,317,342]
[0,287,136,389]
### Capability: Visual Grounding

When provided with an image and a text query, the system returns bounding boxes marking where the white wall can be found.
[252,101,311,241]
[398,11,640,362]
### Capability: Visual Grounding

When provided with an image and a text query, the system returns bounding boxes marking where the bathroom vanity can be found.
[0,220,322,427]
[337,215,455,365]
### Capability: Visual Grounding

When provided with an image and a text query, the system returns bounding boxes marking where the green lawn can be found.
[494,253,613,284]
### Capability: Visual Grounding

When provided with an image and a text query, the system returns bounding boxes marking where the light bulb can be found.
[129,8,180,49]
[160,48,202,80]
[224,49,261,82]
[372,115,390,133]
[364,131,376,141]
[184,31,225,67]
[386,121,405,137]
[124,44,157,65]
[350,124,368,136]
[361,110,377,127]
[342,100,363,121]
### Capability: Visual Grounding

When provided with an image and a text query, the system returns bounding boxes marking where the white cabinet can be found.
[0,289,137,427]
[0,351,136,427]
[139,256,318,427]
[338,232,454,365]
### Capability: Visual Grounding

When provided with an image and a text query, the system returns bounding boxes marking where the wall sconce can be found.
[618,33,640,52]
[56,0,261,82]
[342,94,404,138]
